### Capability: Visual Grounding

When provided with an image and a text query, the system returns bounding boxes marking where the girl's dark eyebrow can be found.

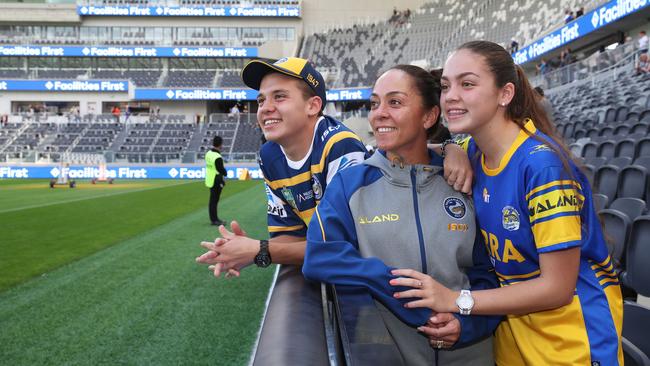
[441,72,480,80]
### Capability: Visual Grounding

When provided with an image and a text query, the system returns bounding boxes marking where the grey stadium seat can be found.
[610,198,647,221]
[618,166,648,200]
[593,193,609,211]
[598,140,616,159]
[623,302,650,366]
[582,141,599,158]
[598,209,631,266]
[616,139,637,158]
[585,156,608,170]
[595,165,620,201]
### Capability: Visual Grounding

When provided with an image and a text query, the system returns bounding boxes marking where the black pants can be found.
[209,177,224,222]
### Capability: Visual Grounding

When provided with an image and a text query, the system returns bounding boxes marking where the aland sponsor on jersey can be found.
[528,188,584,222]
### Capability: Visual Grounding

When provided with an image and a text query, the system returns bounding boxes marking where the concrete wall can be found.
[0,91,129,115]
[0,3,80,23]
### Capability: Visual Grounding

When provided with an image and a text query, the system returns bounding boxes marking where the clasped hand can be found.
[195,221,258,278]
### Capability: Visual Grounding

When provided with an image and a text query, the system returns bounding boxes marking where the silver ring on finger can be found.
[436,340,444,349]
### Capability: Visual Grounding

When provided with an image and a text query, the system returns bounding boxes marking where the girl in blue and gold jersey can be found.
[391,41,623,365]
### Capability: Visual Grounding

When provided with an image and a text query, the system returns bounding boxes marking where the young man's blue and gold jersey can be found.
[464,120,623,366]
[260,115,367,238]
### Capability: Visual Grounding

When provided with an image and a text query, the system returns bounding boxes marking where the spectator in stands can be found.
[205,135,227,226]
[392,40,623,366]
[534,86,554,121]
[124,105,132,123]
[111,105,121,123]
[638,30,648,54]
[564,10,574,23]
[228,103,240,122]
[303,65,499,363]
[508,39,519,55]
[576,6,584,18]
[635,52,650,75]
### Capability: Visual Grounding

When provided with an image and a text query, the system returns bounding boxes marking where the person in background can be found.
[534,86,554,122]
[205,135,227,226]
[635,53,650,75]
[638,30,648,54]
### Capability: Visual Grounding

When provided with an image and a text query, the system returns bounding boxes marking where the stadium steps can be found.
[0,122,29,153]
[107,126,130,152]
[183,124,207,163]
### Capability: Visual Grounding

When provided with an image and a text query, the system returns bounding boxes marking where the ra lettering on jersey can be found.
[260,116,367,238]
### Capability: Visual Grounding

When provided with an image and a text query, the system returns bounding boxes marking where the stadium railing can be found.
[251,265,404,366]
[530,42,638,90]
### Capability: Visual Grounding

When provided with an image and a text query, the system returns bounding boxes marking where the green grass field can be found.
[0,179,274,365]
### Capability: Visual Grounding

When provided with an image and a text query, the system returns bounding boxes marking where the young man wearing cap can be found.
[196,57,368,276]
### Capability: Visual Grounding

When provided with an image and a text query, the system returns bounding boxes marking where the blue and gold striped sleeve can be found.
[317,131,367,185]
[526,166,584,253]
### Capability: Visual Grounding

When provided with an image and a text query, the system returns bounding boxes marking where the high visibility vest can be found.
[205,150,222,187]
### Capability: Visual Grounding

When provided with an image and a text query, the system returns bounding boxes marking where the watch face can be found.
[255,254,272,268]
[458,297,472,308]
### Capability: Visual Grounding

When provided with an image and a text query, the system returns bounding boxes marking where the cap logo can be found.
[306,73,319,87]
[275,57,288,64]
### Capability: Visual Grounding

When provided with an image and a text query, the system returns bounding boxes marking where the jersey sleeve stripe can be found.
[532,214,581,249]
[268,224,305,233]
[525,180,582,200]
[537,240,582,253]
[296,207,316,225]
[265,171,312,190]
[313,131,362,174]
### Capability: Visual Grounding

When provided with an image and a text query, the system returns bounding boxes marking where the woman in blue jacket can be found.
[302,65,501,365]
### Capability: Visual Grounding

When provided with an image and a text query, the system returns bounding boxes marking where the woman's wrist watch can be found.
[455,289,474,315]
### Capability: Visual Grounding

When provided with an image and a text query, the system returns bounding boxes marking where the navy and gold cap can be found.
[241,57,327,110]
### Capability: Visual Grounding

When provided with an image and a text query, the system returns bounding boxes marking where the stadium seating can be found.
[598,209,631,266]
